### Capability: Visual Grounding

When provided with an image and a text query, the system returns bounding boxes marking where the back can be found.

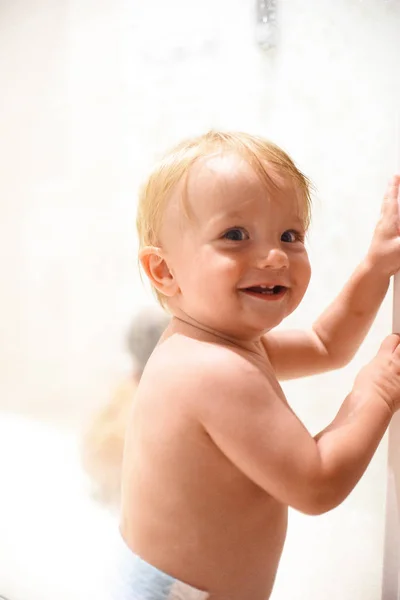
[120,331,288,600]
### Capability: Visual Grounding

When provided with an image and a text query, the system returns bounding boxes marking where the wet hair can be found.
[136,130,312,307]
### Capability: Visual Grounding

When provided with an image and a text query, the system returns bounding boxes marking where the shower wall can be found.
[0,0,400,598]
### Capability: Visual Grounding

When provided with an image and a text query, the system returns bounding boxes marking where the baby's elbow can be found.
[310,330,352,372]
[298,499,337,516]
[331,352,354,371]
[295,487,348,516]
[323,348,353,372]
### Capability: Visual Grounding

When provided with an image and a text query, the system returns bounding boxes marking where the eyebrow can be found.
[214,210,246,220]
[205,211,245,229]
[209,210,306,227]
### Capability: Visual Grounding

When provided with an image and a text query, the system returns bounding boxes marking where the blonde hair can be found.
[136,130,312,307]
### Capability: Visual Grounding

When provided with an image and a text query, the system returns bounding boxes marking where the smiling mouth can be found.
[243,285,287,296]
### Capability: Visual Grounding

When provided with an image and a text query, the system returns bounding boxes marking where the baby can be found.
[118,130,400,600]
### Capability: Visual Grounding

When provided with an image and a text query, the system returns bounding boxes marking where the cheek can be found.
[303,261,312,286]
[210,256,244,290]
[289,249,310,277]
[202,247,243,277]
[189,255,241,305]
[295,255,311,288]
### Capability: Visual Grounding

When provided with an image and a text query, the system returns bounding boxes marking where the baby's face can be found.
[159,153,311,340]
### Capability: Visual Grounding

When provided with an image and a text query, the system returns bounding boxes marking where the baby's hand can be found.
[367,175,400,278]
[353,334,400,414]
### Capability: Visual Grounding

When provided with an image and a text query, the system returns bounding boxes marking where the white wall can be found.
[1,0,400,598]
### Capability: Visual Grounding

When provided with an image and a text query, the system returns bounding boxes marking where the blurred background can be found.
[1,0,400,598]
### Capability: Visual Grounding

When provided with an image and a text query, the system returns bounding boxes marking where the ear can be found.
[139,246,179,298]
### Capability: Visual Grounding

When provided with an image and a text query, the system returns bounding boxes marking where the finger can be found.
[381,176,400,221]
[384,176,400,202]
[379,334,400,354]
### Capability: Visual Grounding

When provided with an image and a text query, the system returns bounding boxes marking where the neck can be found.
[168,312,267,359]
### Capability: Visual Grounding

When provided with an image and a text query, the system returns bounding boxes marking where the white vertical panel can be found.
[382,117,400,600]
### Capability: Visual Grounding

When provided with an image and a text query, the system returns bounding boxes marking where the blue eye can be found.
[281,230,302,243]
[223,228,248,241]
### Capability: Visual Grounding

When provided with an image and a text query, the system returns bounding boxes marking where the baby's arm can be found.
[198,335,400,514]
[265,260,388,378]
[264,176,400,380]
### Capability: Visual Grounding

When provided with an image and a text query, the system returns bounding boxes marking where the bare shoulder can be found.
[142,333,271,406]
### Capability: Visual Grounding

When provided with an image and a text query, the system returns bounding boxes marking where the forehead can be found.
[185,153,302,220]
[159,153,304,244]
[187,154,259,208]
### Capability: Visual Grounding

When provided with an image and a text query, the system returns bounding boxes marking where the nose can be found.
[257,247,289,270]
